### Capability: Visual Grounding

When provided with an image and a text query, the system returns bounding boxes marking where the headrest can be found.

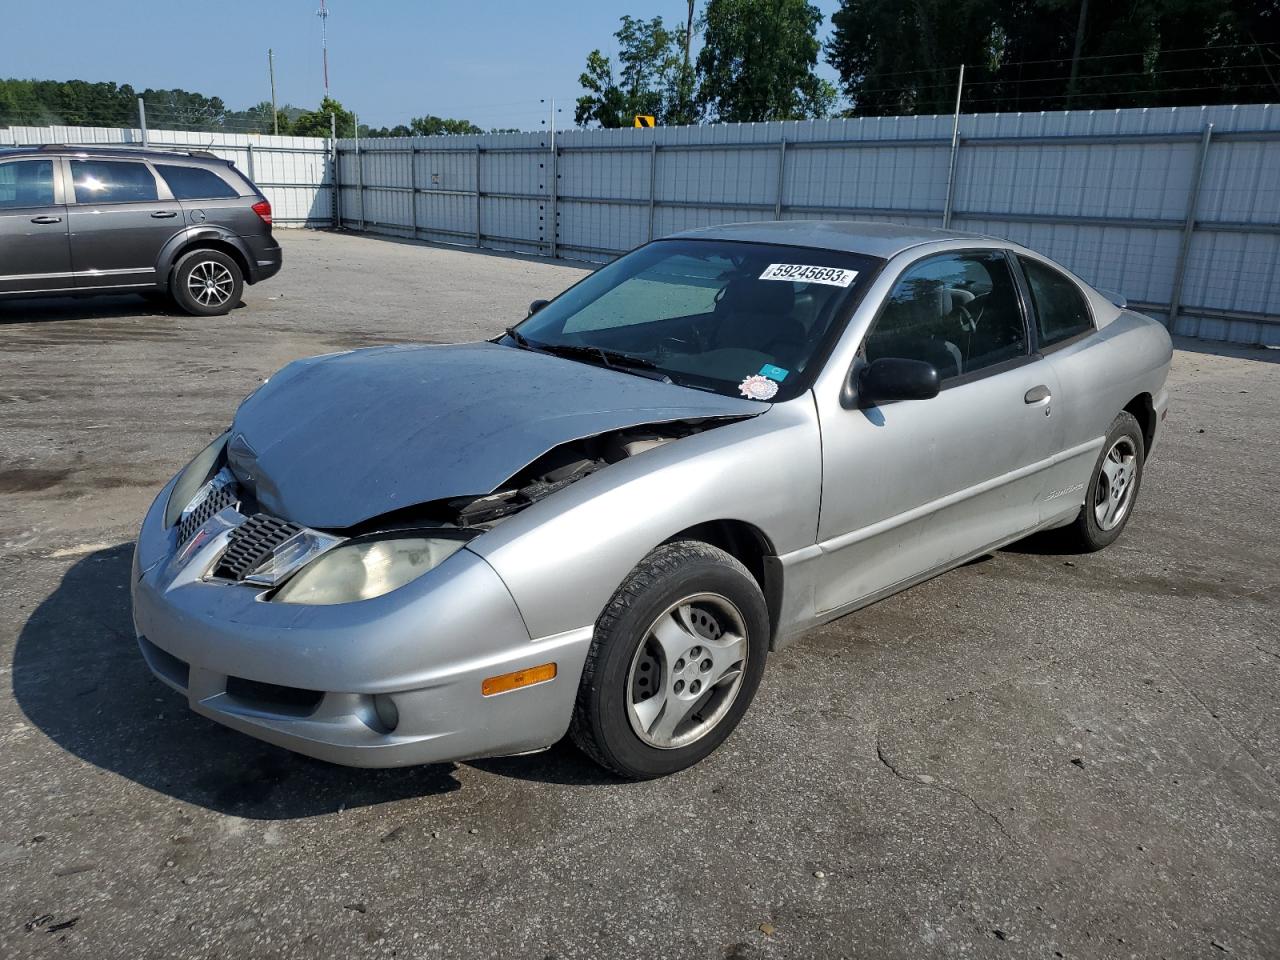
[929,285,974,319]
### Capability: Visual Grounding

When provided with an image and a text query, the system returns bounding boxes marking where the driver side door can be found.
[812,249,1063,615]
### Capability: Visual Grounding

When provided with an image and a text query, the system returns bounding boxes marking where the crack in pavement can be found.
[875,735,1014,843]
[1136,643,1280,792]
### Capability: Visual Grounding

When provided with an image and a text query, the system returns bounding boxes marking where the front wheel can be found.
[1065,410,1146,551]
[570,541,770,779]
[171,249,243,317]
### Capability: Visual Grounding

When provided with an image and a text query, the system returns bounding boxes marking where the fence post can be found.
[245,142,255,182]
[330,112,340,228]
[647,139,658,241]
[137,97,148,146]
[474,144,482,248]
[550,141,559,259]
[355,128,365,232]
[774,138,787,219]
[1168,123,1213,332]
[942,64,966,228]
[408,145,418,238]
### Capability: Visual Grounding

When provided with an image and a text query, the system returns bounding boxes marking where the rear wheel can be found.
[1066,411,1145,551]
[171,249,242,317]
[570,541,769,779]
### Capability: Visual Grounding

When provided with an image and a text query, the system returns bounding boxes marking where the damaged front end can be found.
[165,417,742,600]
[334,416,741,537]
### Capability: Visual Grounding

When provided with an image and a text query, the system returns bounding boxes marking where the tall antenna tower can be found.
[317,0,330,96]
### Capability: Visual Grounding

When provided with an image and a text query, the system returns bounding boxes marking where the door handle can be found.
[151,210,178,219]
[30,215,62,224]
[1024,385,1052,404]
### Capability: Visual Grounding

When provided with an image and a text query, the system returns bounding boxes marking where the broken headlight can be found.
[164,431,230,527]
[272,536,468,605]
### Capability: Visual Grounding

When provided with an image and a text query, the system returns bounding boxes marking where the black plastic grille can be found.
[226,675,324,715]
[175,477,239,546]
[213,513,303,581]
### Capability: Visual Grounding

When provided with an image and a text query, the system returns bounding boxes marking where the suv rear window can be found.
[71,159,158,203]
[0,159,55,208]
[156,164,240,200]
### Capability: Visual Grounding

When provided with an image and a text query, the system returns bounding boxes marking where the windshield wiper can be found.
[504,326,532,349]
[540,342,660,371]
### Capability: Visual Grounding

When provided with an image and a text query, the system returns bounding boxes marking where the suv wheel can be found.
[172,249,243,317]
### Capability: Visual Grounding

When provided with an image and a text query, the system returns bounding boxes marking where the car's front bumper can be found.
[131,480,591,768]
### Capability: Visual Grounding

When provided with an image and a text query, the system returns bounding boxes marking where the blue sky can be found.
[5,0,844,131]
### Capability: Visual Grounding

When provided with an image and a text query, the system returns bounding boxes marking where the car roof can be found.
[0,144,224,164]
[669,219,994,259]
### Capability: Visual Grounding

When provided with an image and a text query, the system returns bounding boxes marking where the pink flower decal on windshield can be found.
[738,374,779,401]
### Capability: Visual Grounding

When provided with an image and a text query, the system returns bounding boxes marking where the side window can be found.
[156,164,239,200]
[70,159,159,203]
[865,252,1027,381]
[1020,257,1093,348]
[0,160,55,208]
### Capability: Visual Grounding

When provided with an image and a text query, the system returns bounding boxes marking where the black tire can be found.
[171,249,243,317]
[570,541,770,779]
[1065,410,1146,552]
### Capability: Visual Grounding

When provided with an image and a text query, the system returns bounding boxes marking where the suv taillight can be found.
[251,199,272,225]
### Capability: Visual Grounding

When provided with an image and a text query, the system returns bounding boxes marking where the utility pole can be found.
[268,48,279,135]
[684,0,695,67]
[318,0,331,97]
[1068,0,1089,105]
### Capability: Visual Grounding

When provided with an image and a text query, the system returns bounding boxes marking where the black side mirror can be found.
[857,357,940,407]
[528,299,550,317]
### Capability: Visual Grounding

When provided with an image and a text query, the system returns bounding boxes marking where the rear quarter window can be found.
[156,164,240,200]
[1019,257,1094,349]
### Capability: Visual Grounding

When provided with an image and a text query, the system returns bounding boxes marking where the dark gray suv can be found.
[0,144,282,316]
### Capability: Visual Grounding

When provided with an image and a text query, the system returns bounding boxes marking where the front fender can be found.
[467,394,822,640]
[156,226,253,286]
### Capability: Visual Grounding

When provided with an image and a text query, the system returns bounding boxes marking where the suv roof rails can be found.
[32,143,223,160]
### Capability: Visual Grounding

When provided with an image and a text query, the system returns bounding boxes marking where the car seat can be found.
[710,277,807,368]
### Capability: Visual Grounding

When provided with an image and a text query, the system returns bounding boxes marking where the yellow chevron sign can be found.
[633,115,656,128]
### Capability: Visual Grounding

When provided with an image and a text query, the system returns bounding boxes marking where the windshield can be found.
[508,238,882,401]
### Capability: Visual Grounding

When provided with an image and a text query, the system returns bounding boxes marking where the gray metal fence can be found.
[2,123,332,227]
[337,104,1280,347]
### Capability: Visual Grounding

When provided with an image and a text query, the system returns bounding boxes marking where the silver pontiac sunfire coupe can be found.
[133,221,1172,779]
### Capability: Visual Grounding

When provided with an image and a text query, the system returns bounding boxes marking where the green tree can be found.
[696,0,835,122]
[360,116,483,138]
[139,87,226,130]
[224,100,289,135]
[291,96,355,138]
[826,0,1280,116]
[0,78,137,126]
[575,15,699,127]
[826,0,994,115]
[409,115,483,135]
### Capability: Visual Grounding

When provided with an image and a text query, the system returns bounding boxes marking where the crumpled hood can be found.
[227,341,764,529]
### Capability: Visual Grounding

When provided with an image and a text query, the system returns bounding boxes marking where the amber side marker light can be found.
[482,662,557,697]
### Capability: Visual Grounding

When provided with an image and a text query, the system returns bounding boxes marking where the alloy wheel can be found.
[186,260,235,307]
[1094,436,1138,531]
[625,593,748,750]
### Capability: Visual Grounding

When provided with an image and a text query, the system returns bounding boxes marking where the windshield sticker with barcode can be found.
[759,263,858,287]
